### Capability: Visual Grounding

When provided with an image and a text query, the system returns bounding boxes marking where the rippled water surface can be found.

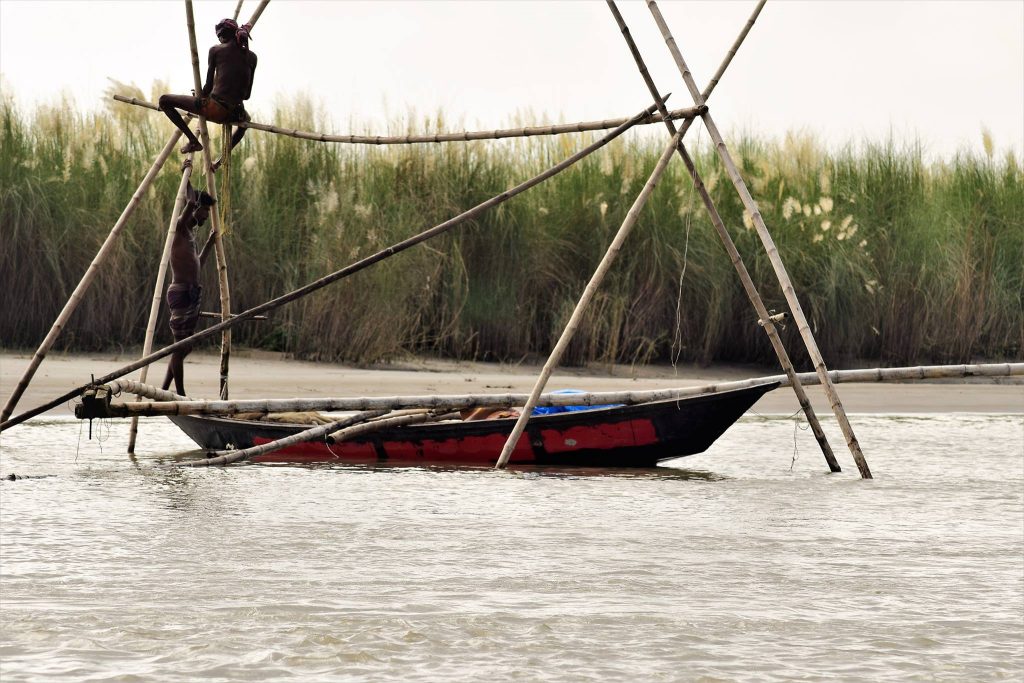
[1,413,1022,681]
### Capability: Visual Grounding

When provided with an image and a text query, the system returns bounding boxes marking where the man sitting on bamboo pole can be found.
[162,160,216,397]
[159,18,257,157]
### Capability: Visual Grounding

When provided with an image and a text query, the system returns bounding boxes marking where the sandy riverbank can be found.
[1,350,1021,418]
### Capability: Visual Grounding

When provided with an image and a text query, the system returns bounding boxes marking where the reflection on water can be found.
[1,413,1022,681]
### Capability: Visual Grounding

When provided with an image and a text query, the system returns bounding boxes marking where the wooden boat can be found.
[169,382,778,467]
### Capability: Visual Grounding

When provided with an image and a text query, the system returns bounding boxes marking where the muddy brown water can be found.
[1,413,1021,681]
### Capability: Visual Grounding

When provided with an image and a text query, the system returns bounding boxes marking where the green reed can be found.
[1,94,1020,368]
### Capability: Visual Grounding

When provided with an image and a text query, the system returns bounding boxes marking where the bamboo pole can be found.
[0,99,665,433]
[645,0,873,478]
[245,0,270,26]
[127,156,195,453]
[494,130,683,469]
[112,94,703,145]
[91,363,1024,419]
[174,409,458,467]
[185,0,232,401]
[603,0,840,472]
[105,380,185,403]
[0,130,185,424]
[233,0,244,21]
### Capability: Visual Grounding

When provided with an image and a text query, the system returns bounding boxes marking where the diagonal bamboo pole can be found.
[233,0,244,21]
[604,0,840,472]
[245,0,270,26]
[112,94,703,145]
[91,362,1024,418]
[0,99,665,433]
[185,0,232,401]
[645,0,872,478]
[127,155,195,454]
[0,130,185,424]
[494,130,683,469]
[175,409,457,467]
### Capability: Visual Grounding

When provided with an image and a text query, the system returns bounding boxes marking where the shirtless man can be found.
[162,160,216,397]
[159,18,258,156]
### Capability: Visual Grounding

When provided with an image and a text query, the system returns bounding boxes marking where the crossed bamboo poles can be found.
[4,1,873,477]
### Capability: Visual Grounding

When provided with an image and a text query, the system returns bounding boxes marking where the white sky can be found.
[1,0,1021,160]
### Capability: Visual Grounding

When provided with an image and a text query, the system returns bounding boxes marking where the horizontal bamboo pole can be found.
[199,311,268,320]
[105,380,185,402]
[92,363,1024,418]
[112,94,704,145]
[0,98,666,433]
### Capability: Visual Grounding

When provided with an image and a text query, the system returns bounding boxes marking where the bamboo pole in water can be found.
[111,94,703,145]
[127,156,195,453]
[645,0,873,478]
[603,0,840,472]
[185,0,232,400]
[0,130,185,424]
[0,99,664,433]
[494,131,683,468]
[94,363,1024,419]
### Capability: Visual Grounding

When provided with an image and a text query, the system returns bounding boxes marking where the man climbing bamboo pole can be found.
[127,156,196,454]
[0,130,186,424]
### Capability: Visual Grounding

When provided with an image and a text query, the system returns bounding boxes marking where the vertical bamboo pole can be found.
[185,0,232,400]
[604,1,840,472]
[127,156,194,453]
[645,0,872,478]
[0,131,184,424]
[495,131,683,469]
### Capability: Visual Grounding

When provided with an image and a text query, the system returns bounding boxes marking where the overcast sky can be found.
[1,0,1021,160]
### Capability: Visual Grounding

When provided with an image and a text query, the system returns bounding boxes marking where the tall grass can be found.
[1,91,1021,369]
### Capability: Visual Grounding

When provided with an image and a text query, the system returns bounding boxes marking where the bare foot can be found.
[180,140,203,154]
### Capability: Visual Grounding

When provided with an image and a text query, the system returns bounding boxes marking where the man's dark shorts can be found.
[195,96,250,125]
[167,283,202,341]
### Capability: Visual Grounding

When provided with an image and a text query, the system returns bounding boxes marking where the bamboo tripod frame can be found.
[601,0,840,473]
[643,0,871,477]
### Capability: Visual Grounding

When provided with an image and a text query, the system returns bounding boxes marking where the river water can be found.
[1,412,1021,681]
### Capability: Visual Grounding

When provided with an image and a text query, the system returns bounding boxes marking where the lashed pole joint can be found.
[644,0,871,478]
